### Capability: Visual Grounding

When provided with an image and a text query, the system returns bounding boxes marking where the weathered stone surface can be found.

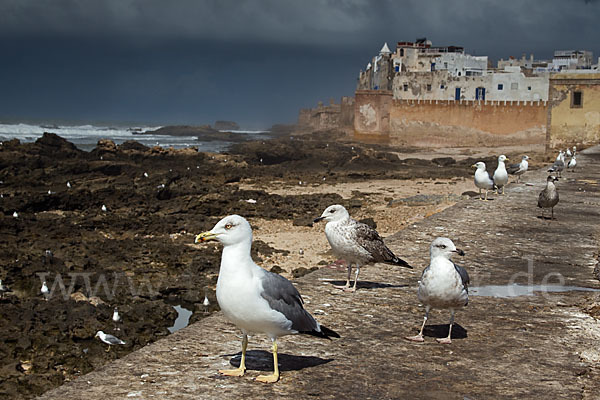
[38,147,600,399]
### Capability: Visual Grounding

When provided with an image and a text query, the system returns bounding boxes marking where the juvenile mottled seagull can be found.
[195,215,339,383]
[548,151,565,178]
[507,155,529,183]
[406,237,469,344]
[41,281,50,300]
[567,156,577,171]
[314,205,412,292]
[471,162,495,201]
[493,155,509,194]
[538,176,560,220]
[95,330,126,352]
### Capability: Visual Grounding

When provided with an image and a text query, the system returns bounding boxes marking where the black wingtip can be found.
[302,325,340,340]
[391,257,413,269]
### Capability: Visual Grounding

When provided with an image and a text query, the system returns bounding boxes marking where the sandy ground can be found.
[244,177,474,278]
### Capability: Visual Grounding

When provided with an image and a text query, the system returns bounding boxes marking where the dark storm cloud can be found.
[1,0,599,127]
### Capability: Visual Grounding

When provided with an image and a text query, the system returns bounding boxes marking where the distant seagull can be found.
[567,156,577,171]
[493,155,509,194]
[95,331,126,352]
[12,211,18,218]
[566,148,572,157]
[507,155,529,183]
[67,181,72,189]
[45,249,53,257]
[538,176,560,220]
[101,204,107,212]
[143,172,149,178]
[406,237,469,344]
[471,162,495,201]
[548,151,565,178]
[314,204,412,292]
[41,281,50,300]
[195,214,339,383]
[572,146,577,155]
[0,279,9,298]
[203,295,210,314]
[112,307,121,330]
[47,189,52,195]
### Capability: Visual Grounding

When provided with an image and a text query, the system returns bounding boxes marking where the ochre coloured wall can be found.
[390,100,547,135]
[548,74,600,149]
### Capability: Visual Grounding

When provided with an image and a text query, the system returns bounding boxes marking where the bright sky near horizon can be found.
[1,0,599,128]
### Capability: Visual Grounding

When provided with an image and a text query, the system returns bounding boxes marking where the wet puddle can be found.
[167,305,193,333]
[471,284,600,298]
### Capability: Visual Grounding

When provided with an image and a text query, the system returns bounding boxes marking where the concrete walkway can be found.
[39,147,600,399]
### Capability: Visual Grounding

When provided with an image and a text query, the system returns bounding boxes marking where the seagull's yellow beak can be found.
[195,231,218,243]
[471,164,477,168]
[505,157,510,161]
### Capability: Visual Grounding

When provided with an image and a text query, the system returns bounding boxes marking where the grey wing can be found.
[105,335,125,345]
[507,163,520,174]
[486,171,496,186]
[454,263,470,290]
[260,270,319,333]
[352,222,397,263]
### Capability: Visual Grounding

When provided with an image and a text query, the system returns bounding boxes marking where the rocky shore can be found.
[0,130,538,398]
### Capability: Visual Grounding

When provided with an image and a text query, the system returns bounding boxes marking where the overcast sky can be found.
[1,0,599,128]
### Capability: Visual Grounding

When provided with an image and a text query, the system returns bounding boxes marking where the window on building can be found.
[511,82,518,90]
[528,86,532,91]
[403,84,408,91]
[400,49,404,56]
[498,83,504,90]
[444,62,448,68]
[395,65,400,72]
[571,91,583,108]
[427,84,432,91]
[440,84,445,89]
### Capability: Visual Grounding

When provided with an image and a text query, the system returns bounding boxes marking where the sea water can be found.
[0,122,270,152]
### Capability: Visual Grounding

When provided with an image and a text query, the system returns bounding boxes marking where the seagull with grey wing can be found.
[493,155,509,194]
[507,155,529,183]
[547,151,565,178]
[314,204,412,292]
[538,176,559,220]
[471,161,495,201]
[195,215,339,383]
[95,330,126,352]
[406,237,469,344]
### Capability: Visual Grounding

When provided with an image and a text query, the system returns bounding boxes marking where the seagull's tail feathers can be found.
[302,324,340,340]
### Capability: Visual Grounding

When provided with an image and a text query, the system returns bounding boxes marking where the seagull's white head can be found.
[195,214,252,247]
[430,237,465,260]
[522,155,529,161]
[95,331,104,338]
[471,161,486,170]
[314,204,350,223]
[498,155,508,163]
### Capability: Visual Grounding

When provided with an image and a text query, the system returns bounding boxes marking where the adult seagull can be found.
[406,237,469,344]
[195,215,339,383]
[493,155,509,194]
[314,205,412,292]
[507,155,529,183]
[471,162,495,201]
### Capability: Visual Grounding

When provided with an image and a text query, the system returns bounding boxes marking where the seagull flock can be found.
[189,144,581,382]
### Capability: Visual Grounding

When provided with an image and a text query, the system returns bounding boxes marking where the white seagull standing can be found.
[95,330,126,352]
[567,156,577,171]
[493,155,509,194]
[406,237,469,344]
[507,155,529,183]
[471,162,495,201]
[41,281,50,300]
[66,181,72,189]
[195,215,339,383]
[548,151,565,178]
[101,204,107,212]
[314,205,412,292]
[112,307,121,330]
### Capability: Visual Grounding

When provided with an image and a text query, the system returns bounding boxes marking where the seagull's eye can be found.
[225,223,233,230]
[439,244,447,249]
[329,209,335,213]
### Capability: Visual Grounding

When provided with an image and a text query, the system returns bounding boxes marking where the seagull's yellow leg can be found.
[256,339,280,383]
[219,334,247,377]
